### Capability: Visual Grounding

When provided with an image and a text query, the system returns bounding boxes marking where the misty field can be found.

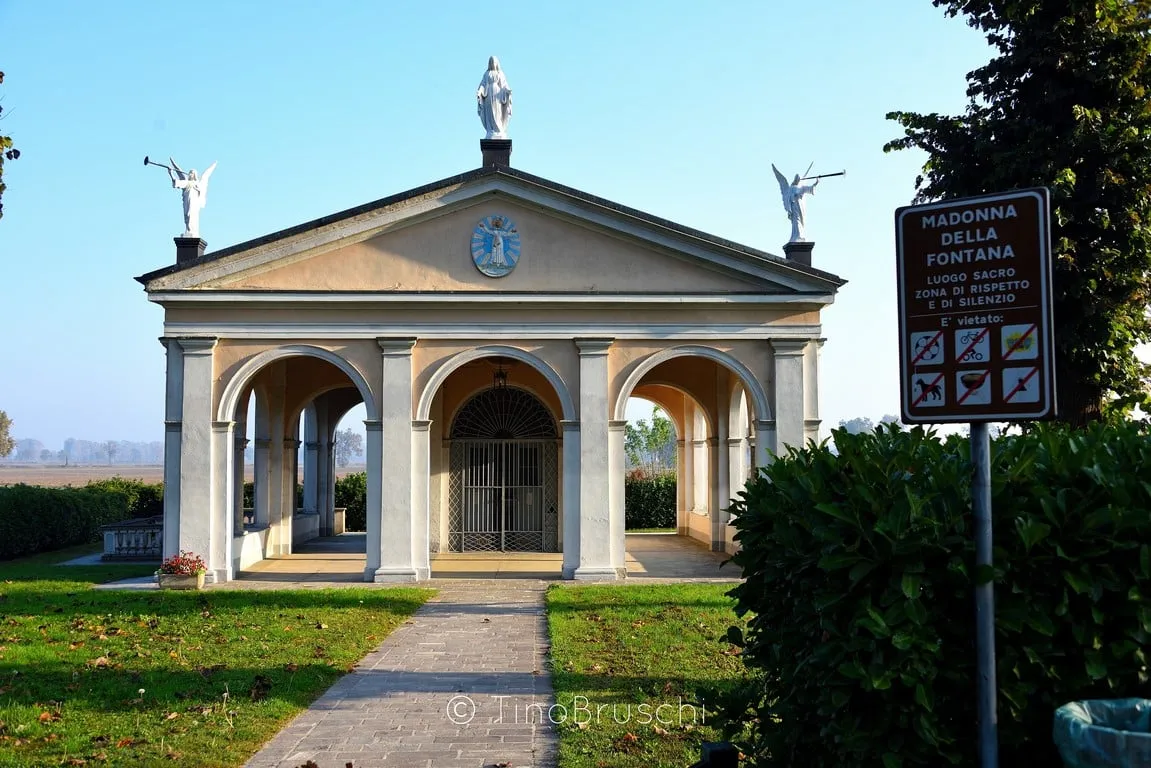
[0,464,367,488]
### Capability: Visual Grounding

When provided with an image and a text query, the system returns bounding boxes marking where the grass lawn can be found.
[0,545,432,767]
[547,583,747,768]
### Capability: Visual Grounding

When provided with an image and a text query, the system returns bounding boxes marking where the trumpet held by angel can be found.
[772,163,843,243]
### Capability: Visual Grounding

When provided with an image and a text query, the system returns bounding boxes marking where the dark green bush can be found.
[625,472,677,529]
[0,484,134,560]
[723,421,1151,767]
[336,472,366,531]
[84,477,163,518]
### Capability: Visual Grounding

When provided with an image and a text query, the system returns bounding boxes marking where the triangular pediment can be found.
[139,168,844,297]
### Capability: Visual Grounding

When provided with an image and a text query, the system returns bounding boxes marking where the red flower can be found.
[158,551,207,575]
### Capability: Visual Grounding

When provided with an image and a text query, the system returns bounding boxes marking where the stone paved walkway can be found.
[244,580,556,768]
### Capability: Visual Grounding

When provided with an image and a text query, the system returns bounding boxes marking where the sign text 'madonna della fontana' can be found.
[896,189,1055,423]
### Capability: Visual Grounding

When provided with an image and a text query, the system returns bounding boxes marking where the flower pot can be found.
[157,572,206,590]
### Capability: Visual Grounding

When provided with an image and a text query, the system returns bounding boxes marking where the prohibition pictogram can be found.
[911,372,945,407]
[956,370,991,406]
[1003,367,1040,403]
[911,330,944,366]
[955,327,989,364]
[1001,323,1039,361]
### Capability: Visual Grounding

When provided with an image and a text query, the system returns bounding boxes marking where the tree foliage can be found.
[0,410,13,457]
[0,70,19,220]
[333,428,363,468]
[624,408,676,476]
[886,1,1151,425]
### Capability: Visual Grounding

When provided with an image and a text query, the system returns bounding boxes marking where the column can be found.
[283,437,300,548]
[675,437,687,535]
[176,337,219,579]
[805,339,825,445]
[681,403,695,514]
[314,400,333,536]
[770,339,807,454]
[753,419,776,469]
[572,338,621,580]
[209,420,235,582]
[608,419,628,577]
[373,338,419,582]
[412,419,432,580]
[302,405,320,516]
[364,419,383,579]
[233,431,247,534]
[560,420,581,578]
[160,338,183,559]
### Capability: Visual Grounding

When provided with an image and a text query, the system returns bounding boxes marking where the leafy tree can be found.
[0,410,13,457]
[886,1,1151,426]
[333,428,363,468]
[104,440,118,465]
[624,408,676,476]
[0,71,19,220]
[838,416,875,435]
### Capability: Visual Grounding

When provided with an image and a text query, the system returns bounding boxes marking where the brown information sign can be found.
[896,188,1055,423]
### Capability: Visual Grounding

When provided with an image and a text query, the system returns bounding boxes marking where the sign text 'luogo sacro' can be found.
[896,188,1055,423]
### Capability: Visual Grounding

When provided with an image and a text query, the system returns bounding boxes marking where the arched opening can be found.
[448,386,559,552]
[223,348,371,577]
[614,346,766,554]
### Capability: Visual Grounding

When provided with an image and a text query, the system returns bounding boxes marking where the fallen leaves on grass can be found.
[612,732,642,754]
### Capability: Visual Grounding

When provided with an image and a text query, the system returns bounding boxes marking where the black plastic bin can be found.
[1054,699,1151,767]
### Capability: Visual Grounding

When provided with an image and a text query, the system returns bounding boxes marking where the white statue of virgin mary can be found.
[476,56,513,139]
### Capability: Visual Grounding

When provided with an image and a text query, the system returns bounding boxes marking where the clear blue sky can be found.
[0,0,998,448]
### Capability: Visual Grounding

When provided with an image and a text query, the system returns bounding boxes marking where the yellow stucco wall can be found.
[208,200,770,294]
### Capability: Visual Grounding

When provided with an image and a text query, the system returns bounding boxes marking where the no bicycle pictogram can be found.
[911,372,945,407]
[955,327,989,364]
[1002,323,1039,361]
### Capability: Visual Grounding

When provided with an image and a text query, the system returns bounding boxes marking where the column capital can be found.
[235,436,250,447]
[211,421,235,433]
[575,337,614,355]
[254,438,272,449]
[283,438,301,448]
[769,339,809,356]
[177,337,218,354]
[805,418,823,429]
[560,419,580,432]
[412,419,433,432]
[726,437,745,446]
[364,419,383,432]
[304,441,320,449]
[608,420,628,431]
[164,420,182,432]
[377,337,417,355]
[754,419,776,429]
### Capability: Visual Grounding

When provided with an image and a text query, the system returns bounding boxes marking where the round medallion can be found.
[471,214,521,278]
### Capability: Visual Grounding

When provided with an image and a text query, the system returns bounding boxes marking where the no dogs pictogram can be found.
[911,372,946,407]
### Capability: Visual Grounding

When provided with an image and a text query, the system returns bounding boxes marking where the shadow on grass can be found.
[0,585,430,619]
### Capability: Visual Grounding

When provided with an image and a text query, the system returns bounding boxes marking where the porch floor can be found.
[229,532,735,585]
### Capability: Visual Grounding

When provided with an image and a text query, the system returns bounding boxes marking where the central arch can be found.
[417,345,575,422]
[448,386,560,552]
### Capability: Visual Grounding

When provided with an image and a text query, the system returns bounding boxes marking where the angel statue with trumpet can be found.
[144,155,217,238]
[772,163,844,243]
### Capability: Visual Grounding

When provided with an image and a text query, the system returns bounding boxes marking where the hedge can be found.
[83,477,163,518]
[722,421,1151,767]
[335,472,367,531]
[0,483,135,560]
[625,472,676,529]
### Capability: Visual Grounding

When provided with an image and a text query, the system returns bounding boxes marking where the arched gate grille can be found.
[448,387,559,552]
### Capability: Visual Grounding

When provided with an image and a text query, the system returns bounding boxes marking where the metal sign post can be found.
[895,189,1055,768]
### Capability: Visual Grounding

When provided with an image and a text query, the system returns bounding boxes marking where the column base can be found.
[568,566,628,581]
[368,567,422,583]
[206,569,229,584]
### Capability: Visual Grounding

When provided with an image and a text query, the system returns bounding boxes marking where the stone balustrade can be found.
[99,516,163,561]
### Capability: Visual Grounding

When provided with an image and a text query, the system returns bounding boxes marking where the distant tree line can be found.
[4,437,164,465]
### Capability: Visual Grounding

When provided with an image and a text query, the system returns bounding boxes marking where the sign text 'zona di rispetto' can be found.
[896,189,1055,423]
